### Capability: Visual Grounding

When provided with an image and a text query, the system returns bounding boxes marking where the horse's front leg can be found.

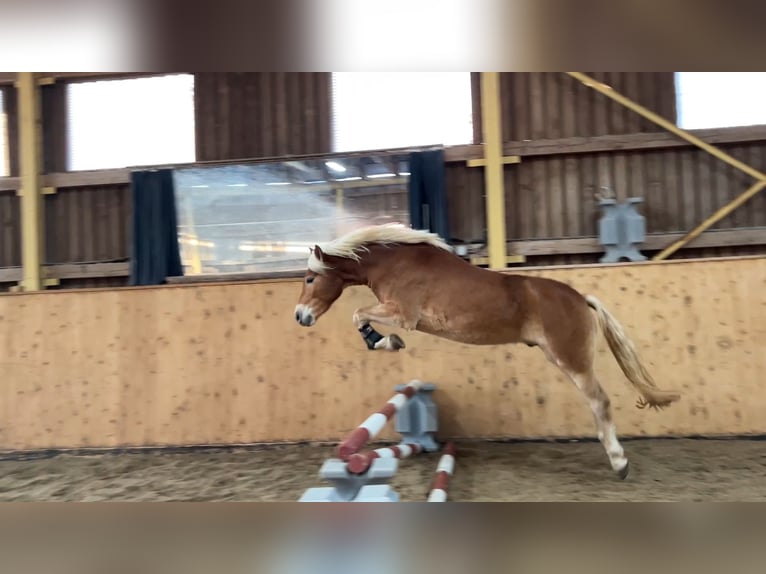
[353,302,413,351]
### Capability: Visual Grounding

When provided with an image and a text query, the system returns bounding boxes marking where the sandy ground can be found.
[0,438,764,502]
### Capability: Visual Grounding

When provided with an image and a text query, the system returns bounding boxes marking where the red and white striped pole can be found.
[427,442,456,502]
[346,443,423,475]
[336,380,423,460]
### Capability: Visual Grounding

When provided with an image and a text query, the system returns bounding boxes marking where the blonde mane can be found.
[308,223,453,273]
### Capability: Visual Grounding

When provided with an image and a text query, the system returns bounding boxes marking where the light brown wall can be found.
[0,256,764,451]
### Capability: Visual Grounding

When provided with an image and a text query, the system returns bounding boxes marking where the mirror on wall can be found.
[173,152,411,275]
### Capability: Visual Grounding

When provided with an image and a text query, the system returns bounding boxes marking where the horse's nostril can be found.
[295,311,301,323]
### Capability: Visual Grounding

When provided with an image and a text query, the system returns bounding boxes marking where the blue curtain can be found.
[407,149,450,240]
[129,169,184,285]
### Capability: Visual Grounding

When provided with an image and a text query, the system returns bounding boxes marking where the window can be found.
[676,72,766,130]
[331,72,473,153]
[173,153,412,275]
[67,74,195,171]
[0,89,7,177]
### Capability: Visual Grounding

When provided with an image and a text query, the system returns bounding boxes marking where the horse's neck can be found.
[355,244,408,293]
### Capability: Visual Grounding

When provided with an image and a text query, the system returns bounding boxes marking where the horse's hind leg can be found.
[539,344,629,479]
[570,371,629,479]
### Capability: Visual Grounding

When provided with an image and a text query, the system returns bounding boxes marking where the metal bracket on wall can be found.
[597,197,648,263]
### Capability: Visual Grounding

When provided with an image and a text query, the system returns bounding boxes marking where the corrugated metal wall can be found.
[194,73,332,160]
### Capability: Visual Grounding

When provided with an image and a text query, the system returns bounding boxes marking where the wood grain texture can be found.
[194,73,331,161]
[499,73,677,141]
[0,190,21,267]
[0,256,764,451]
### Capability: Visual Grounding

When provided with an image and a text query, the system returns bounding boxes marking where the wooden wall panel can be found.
[0,256,764,451]
[194,73,332,161]
[485,140,766,247]
[499,73,677,141]
[0,189,20,268]
[444,161,485,243]
[44,185,131,264]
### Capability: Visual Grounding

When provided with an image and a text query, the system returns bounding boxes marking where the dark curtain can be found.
[407,149,450,240]
[129,169,183,286]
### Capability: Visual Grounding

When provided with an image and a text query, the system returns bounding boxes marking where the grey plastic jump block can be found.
[394,382,440,452]
[597,197,648,263]
[299,484,399,502]
[352,485,400,502]
[300,457,399,502]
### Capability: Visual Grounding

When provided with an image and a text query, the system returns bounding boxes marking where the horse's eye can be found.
[306,276,314,284]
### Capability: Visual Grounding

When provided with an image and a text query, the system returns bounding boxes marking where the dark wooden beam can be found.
[0,73,174,86]
[500,125,766,158]
[0,262,130,284]
[506,228,766,257]
[166,270,303,284]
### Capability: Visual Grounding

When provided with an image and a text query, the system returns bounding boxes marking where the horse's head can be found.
[294,245,345,327]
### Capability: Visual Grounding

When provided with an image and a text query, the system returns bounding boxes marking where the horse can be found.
[294,223,681,479]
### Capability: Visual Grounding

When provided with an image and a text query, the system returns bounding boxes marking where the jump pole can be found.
[346,443,423,475]
[427,442,456,502]
[336,379,423,460]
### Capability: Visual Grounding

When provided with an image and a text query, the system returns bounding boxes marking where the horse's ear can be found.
[313,245,324,261]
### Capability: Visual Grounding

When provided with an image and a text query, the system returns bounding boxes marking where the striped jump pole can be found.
[427,442,456,502]
[346,443,423,475]
[336,380,423,461]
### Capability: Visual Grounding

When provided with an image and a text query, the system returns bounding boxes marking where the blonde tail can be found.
[586,295,681,410]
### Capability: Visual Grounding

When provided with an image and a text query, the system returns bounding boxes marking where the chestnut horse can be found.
[294,223,680,479]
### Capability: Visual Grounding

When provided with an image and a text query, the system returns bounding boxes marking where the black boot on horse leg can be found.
[359,324,405,351]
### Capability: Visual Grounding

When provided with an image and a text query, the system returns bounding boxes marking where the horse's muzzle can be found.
[294,305,315,327]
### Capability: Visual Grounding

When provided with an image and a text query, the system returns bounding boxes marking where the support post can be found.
[479,72,508,270]
[16,72,45,292]
[335,186,344,236]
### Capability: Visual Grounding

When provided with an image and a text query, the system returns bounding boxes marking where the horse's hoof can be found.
[389,334,406,351]
[616,461,630,480]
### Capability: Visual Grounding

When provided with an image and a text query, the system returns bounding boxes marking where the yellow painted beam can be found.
[182,199,203,274]
[335,187,344,235]
[480,72,508,270]
[565,72,766,182]
[469,254,526,266]
[654,179,766,260]
[17,72,45,292]
[466,155,521,168]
